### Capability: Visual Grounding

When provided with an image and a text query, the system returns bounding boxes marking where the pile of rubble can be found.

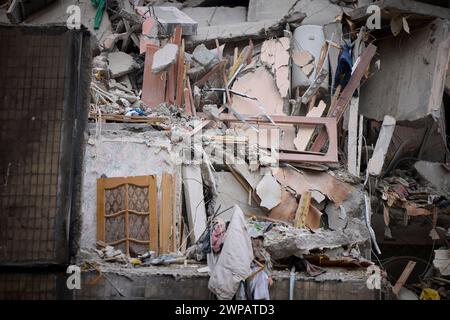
[6,0,448,300]
[78,0,450,300]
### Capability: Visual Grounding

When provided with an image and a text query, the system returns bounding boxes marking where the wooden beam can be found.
[392,260,417,297]
[160,172,174,253]
[294,191,311,228]
[142,45,166,108]
[216,113,339,163]
[311,43,377,152]
[148,175,158,254]
[96,178,106,243]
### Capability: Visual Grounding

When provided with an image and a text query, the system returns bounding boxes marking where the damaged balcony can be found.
[0,0,449,301]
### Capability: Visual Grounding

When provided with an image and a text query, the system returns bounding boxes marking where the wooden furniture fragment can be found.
[97,175,158,256]
[217,113,338,163]
[142,44,166,108]
[160,172,175,253]
[392,261,417,296]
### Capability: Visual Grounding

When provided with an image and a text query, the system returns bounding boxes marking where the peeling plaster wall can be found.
[79,125,180,250]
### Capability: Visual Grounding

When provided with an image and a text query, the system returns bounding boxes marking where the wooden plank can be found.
[356,115,364,176]
[294,191,311,228]
[96,178,106,242]
[194,60,227,87]
[311,44,377,152]
[186,76,196,116]
[347,97,359,176]
[103,175,151,189]
[148,175,158,253]
[392,261,417,296]
[142,44,166,108]
[167,26,183,104]
[175,39,185,106]
[293,100,326,151]
[367,115,396,176]
[217,113,338,163]
[125,182,130,256]
[172,172,178,251]
[160,172,174,253]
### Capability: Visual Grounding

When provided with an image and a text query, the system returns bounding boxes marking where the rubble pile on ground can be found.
[4,0,448,300]
[76,0,450,300]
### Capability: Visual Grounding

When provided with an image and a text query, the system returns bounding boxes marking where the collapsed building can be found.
[0,0,449,300]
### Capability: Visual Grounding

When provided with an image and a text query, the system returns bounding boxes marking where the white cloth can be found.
[208,205,253,300]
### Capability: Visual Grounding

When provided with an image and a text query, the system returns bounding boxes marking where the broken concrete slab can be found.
[248,0,343,25]
[263,218,369,259]
[182,165,207,242]
[256,173,282,210]
[185,19,279,46]
[107,52,139,78]
[23,0,113,47]
[152,43,179,74]
[247,0,297,22]
[325,187,365,231]
[414,161,450,193]
[136,6,198,36]
[367,115,396,176]
[192,44,217,68]
[7,0,57,24]
[293,0,344,26]
[182,6,247,27]
[214,172,264,221]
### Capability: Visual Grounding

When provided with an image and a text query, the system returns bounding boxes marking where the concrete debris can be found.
[256,173,282,210]
[262,218,369,259]
[152,43,179,73]
[182,6,247,27]
[192,44,218,68]
[182,165,207,242]
[414,161,450,194]
[136,6,198,36]
[5,0,450,302]
[107,52,139,78]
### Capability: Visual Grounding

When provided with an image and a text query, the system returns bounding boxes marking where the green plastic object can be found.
[91,0,106,30]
